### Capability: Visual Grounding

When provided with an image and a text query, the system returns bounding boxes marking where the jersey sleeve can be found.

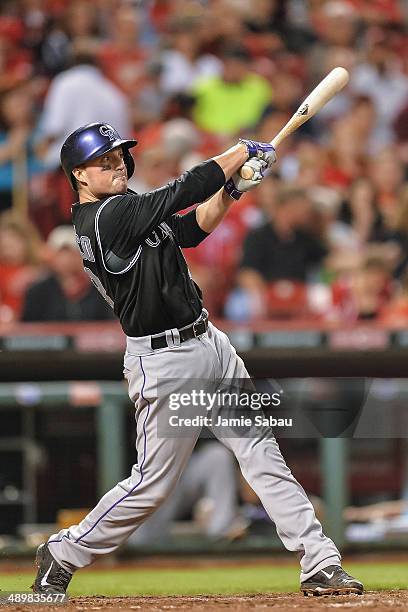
[97,160,225,256]
[166,209,209,248]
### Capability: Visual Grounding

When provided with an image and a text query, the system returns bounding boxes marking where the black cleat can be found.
[31,543,72,594]
[301,565,364,596]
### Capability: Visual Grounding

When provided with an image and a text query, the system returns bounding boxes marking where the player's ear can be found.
[72,166,86,185]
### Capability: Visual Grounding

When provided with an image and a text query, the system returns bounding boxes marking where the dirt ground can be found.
[6,591,408,612]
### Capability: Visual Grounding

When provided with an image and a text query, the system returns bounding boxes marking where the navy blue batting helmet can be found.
[60,122,138,190]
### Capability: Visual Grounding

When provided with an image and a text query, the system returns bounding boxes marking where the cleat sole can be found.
[301,586,363,596]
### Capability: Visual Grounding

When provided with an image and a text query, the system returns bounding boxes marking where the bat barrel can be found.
[239,67,349,179]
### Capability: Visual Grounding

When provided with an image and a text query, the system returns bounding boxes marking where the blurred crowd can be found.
[0,0,408,325]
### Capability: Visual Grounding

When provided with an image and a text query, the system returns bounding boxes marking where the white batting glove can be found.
[224,158,268,200]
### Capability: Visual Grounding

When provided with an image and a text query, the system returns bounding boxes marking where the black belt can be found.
[150,312,208,350]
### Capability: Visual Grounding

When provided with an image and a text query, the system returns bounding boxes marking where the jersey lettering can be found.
[145,231,160,247]
[76,234,96,262]
[145,223,172,247]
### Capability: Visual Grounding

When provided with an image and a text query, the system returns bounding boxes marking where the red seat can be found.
[266,281,308,319]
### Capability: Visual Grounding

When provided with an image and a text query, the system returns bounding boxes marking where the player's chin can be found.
[111,176,128,193]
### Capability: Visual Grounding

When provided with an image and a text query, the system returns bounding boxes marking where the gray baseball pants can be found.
[129,442,240,543]
[47,319,341,581]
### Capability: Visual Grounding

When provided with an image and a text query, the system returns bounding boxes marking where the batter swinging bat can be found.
[239,66,349,180]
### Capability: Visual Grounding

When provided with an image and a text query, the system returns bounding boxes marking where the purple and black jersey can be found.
[71,160,225,336]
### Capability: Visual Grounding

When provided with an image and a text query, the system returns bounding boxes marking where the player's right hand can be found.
[239,138,276,167]
[224,158,269,200]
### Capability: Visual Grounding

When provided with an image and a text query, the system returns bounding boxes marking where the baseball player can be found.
[32,123,363,597]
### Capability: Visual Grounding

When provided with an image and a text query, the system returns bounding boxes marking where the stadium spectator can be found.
[348,96,378,152]
[0,211,42,323]
[350,28,408,147]
[19,0,51,74]
[324,116,366,189]
[384,184,408,278]
[267,72,304,116]
[64,1,100,40]
[0,85,44,212]
[128,147,174,193]
[192,44,272,135]
[308,1,359,80]
[37,39,130,170]
[35,38,131,224]
[380,269,408,325]
[293,141,327,188]
[130,59,167,132]
[25,1,101,78]
[30,20,68,78]
[98,5,147,97]
[368,148,406,219]
[393,101,408,166]
[158,16,221,96]
[133,91,200,156]
[21,225,113,322]
[340,178,382,245]
[226,186,327,320]
[330,256,393,322]
[317,177,402,278]
[242,0,291,66]
[0,15,33,93]
[309,186,355,253]
[198,1,248,55]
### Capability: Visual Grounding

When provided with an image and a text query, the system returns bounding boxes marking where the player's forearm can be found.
[195,188,234,233]
[212,143,248,179]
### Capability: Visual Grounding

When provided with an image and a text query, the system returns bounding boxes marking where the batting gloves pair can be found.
[224,139,276,201]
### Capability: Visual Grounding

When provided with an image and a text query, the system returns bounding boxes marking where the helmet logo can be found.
[99,125,116,141]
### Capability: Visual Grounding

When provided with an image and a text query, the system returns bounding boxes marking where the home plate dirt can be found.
[7,591,408,612]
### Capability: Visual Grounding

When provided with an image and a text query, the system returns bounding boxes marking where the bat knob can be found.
[239,164,255,180]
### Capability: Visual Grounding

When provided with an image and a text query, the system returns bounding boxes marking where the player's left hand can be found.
[239,138,276,167]
[224,158,268,200]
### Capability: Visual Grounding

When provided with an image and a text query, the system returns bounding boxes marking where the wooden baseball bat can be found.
[239,66,349,179]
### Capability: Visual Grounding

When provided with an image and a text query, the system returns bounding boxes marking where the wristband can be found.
[224,178,242,200]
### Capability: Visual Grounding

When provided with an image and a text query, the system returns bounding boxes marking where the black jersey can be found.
[71,160,225,337]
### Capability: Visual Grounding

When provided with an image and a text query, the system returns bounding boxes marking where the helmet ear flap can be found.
[124,148,135,179]
[70,170,79,191]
